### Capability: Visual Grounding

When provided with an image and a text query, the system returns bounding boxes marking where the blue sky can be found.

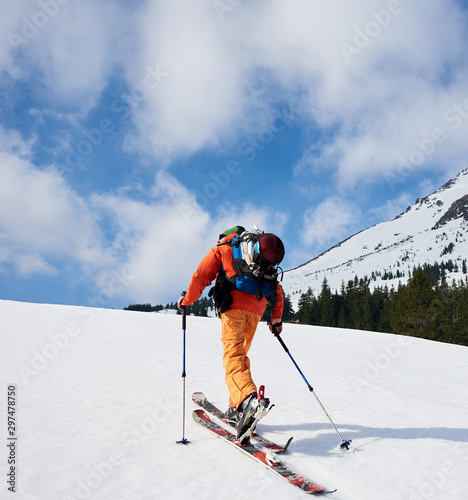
[1,0,468,309]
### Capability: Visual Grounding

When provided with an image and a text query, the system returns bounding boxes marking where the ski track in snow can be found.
[1,299,468,499]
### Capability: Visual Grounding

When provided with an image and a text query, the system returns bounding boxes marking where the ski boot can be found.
[223,406,240,424]
[237,385,272,445]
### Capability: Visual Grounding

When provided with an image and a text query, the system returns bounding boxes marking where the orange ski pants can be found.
[220,308,261,409]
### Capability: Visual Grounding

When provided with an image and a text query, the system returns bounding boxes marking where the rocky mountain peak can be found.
[432,194,468,230]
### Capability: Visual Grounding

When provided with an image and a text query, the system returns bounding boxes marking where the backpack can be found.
[209,229,285,314]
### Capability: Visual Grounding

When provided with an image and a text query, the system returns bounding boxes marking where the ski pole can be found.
[176,292,190,445]
[270,323,351,450]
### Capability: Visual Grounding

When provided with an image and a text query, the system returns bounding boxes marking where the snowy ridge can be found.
[1,299,468,499]
[284,169,468,308]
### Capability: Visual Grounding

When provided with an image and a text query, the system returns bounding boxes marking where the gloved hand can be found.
[177,292,187,311]
[268,320,283,335]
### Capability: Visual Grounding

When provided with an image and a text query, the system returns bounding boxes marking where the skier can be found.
[177,226,285,443]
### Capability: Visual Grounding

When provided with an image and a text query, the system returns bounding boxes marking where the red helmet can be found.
[257,233,285,265]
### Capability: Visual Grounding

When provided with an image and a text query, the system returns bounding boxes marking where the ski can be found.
[192,391,293,454]
[192,409,335,495]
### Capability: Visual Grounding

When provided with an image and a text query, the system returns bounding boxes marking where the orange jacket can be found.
[183,235,284,319]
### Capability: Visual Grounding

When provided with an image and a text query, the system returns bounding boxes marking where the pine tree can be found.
[390,267,437,338]
[282,294,295,322]
[295,288,315,324]
[317,278,333,326]
[284,267,468,346]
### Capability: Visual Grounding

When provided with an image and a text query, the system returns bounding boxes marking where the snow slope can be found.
[284,169,468,309]
[1,299,468,499]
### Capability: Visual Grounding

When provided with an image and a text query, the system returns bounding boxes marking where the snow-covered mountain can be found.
[1,299,468,499]
[284,168,468,308]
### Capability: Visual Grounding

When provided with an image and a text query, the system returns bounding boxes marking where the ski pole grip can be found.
[181,291,187,330]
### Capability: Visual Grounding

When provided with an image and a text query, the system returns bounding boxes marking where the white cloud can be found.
[302,197,362,249]
[112,0,468,187]
[276,0,468,185]
[366,192,414,224]
[215,203,289,240]
[0,2,26,78]
[1,0,127,116]
[0,124,289,301]
[124,0,256,162]
[90,171,211,301]
[0,126,36,158]
[91,171,289,303]
[3,0,468,182]
[0,149,107,274]
[15,254,56,276]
